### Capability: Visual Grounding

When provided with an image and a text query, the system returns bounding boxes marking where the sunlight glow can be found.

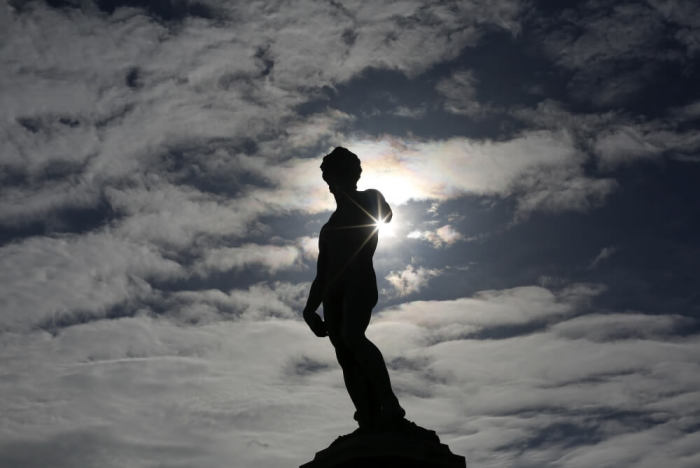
[352,139,433,206]
[376,217,396,239]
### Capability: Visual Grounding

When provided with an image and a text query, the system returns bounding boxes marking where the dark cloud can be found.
[32,0,221,22]
[534,1,700,110]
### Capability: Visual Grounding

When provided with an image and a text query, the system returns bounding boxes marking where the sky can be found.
[1,0,700,467]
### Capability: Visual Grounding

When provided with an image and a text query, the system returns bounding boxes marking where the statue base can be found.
[300,422,466,468]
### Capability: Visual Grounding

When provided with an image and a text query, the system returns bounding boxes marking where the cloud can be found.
[594,124,700,169]
[1,283,698,467]
[0,231,182,332]
[390,105,427,118]
[537,3,667,106]
[385,264,442,296]
[552,313,694,342]
[297,236,319,260]
[169,281,308,323]
[0,0,604,256]
[536,2,700,107]
[512,100,700,170]
[407,224,465,248]
[0,316,342,468]
[0,179,102,228]
[2,3,700,468]
[2,0,695,246]
[594,126,664,167]
[671,99,700,119]
[343,132,617,217]
[648,0,700,55]
[194,244,301,276]
[370,291,700,467]
[588,246,617,269]
[104,181,264,248]
[436,69,488,117]
[375,283,604,343]
[253,0,523,85]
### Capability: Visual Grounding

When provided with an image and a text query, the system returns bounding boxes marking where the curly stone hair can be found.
[320,147,362,188]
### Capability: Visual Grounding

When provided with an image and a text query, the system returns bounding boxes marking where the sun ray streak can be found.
[326,190,390,286]
[330,223,380,286]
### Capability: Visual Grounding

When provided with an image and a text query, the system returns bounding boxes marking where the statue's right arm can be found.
[302,238,328,337]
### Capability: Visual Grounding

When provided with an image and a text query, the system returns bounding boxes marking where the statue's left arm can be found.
[302,236,328,337]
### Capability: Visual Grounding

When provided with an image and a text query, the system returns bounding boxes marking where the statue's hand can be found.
[303,309,328,337]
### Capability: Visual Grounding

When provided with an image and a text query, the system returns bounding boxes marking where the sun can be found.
[376,218,396,239]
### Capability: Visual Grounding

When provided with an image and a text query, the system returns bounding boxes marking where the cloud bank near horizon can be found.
[2,284,698,467]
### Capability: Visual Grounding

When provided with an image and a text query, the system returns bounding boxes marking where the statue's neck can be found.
[333,189,358,209]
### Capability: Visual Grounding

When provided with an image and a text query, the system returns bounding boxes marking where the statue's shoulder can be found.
[360,188,386,202]
[321,211,339,231]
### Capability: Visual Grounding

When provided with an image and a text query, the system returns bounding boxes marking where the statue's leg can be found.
[335,344,375,429]
[324,296,376,430]
[340,295,405,424]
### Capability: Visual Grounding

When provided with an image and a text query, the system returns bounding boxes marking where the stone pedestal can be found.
[300,425,466,468]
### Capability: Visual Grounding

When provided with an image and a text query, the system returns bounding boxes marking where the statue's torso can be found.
[320,190,384,294]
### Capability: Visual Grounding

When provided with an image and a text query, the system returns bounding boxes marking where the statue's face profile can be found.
[322,171,355,194]
[321,147,361,195]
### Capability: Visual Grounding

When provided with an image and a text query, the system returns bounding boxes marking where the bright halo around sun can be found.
[376,216,396,239]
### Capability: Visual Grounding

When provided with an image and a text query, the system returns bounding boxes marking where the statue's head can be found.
[321,147,362,193]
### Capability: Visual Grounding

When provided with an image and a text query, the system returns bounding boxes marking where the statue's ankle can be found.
[379,403,405,422]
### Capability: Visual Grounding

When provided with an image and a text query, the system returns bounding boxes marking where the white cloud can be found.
[594,126,663,168]
[0,316,343,468]
[373,299,700,466]
[2,3,699,467]
[0,231,182,331]
[297,236,319,260]
[0,0,609,255]
[0,179,101,227]
[552,313,693,342]
[1,283,699,467]
[385,264,442,296]
[436,69,487,117]
[407,224,465,247]
[211,129,606,222]
[343,132,617,217]
[195,244,301,275]
[513,100,700,170]
[594,124,700,169]
[375,284,600,344]
[170,281,309,323]
[104,181,264,248]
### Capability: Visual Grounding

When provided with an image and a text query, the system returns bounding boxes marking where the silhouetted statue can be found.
[301,148,466,468]
[302,147,405,432]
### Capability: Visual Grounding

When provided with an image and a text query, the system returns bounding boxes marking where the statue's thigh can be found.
[323,296,344,344]
[340,293,373,338]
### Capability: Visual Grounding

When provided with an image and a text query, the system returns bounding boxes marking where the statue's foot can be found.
[379,417,440,443]
[376,404,405,428]
[330,425,375,447]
